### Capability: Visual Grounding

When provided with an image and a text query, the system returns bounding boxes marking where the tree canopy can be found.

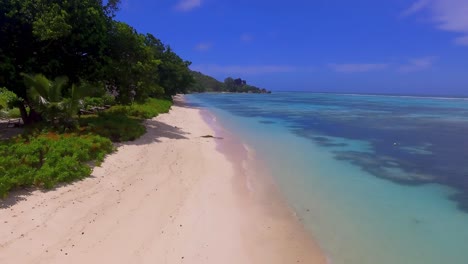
[0,0,193,124]
[189,71,270,94]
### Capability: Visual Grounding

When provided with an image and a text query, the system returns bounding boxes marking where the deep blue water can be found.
[186,92,468,264]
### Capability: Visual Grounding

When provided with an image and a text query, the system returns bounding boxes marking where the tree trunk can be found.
[29,108,42,123]
[18,103,29,125]
[18,102,42,125]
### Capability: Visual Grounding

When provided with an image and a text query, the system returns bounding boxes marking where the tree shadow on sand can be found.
[124,119,190,146]
[0,188,34,209]
[0,175,99,209]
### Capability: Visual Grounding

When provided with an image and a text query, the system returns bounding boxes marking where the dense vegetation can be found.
[189,71,271,93]
[0,0,192,124]
[0,96,172,197]
[0,0,185,197]
[0,87,20,118]
[0,133,113,197]
[79,98,171,142]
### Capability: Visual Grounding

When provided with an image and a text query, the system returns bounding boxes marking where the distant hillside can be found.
[189,71,271,94]
[189,71,225,92]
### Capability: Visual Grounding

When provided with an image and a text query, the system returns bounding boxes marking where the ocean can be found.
[185,92,468,264]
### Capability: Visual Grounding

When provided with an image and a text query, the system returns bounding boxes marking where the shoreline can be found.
[0,95,326,263]
[194,97,328,263]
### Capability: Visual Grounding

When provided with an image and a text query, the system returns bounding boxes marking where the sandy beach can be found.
[0,96,326,264]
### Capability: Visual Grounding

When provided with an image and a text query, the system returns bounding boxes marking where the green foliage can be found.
[0,0,112,100]
[0,87,18,108]
[0,133,113,197]
[79,98,171,142]
[102,94,116,106]
[157,47,194,96]
[223,77,270,93]
[32,3,72,41]
[104,24,192,102]
[82,95,115,110]
[105,22,152,103]
[189,73,270,94]
[1,0,192,124]
[22,73,90,130]
[0,0,192,199]
[83,97,105,109]
[0,87,21,118]
[189,71,226,92]
[79,112,146,142]
[107,98,172,119]
[3,108,21,118]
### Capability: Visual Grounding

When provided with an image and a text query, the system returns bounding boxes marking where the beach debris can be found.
[201,135,223,139]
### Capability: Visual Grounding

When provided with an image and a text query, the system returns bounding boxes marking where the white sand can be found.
[0,96,326,264]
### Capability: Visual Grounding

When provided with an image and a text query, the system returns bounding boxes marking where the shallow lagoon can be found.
[187,93,468,264]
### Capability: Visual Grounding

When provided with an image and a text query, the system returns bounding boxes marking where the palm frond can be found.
[22,73,51,106]
[51,76,69,102]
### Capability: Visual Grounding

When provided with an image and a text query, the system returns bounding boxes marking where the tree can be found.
[104,22,165,103]
[158,47,194,96]
[1,0,194,126]
[0,0,114,123]
[22,73,87,129]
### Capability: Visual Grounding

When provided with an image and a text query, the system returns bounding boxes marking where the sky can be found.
[116,0,468,95]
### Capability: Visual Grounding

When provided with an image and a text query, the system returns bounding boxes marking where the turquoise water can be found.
[186,93,468,264]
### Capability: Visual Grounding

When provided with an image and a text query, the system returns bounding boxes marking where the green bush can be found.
[0,133,114,197]
[0,87,21,118]
[107,98,172,119]
[5,108,21,118]
[79,112,146,142]
[102,94,116,106]
[83,97,104,109]
[82,95,116,110]
[0,88,17,108]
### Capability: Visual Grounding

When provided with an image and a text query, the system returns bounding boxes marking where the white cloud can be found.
[398,57,436,73]
[240,33,254,43]
[194,42,212,51]
[454,36,468,46]
[432,0,468,32]
[175,0,201,12]
[402,0,468,46]
[401,0,430,17]
[328,63,388,73]
[191,64,298,75]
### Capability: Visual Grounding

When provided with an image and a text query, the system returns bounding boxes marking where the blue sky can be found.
[116,0,468,95]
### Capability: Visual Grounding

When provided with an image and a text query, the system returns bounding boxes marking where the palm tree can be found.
[22,73,87,130]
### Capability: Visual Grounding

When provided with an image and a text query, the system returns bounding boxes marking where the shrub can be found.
[0,87,21,118]
[0,133,114,197]
[102,94,116,106]
[79,112,146,142]
[107,98,172,119]
[5,108,21,118]
[82,95,116,110]
[0,88,17,109]
[83,97,104,109]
